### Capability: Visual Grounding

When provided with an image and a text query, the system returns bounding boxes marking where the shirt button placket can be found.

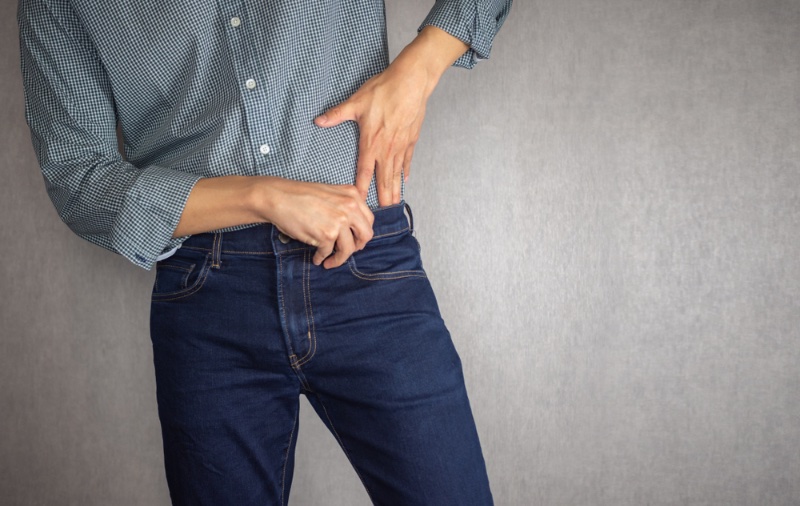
[247,79,270,157]
[227,4,272,167]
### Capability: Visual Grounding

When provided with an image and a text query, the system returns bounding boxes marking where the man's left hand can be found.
[314,55,433,207]
[315,25,469,206]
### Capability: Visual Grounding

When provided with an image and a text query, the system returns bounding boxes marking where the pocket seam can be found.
[346,256,427,281]
[159,263,193,272]
[152,252,213,302]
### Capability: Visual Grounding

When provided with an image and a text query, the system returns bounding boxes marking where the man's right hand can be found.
[252,176,375,269]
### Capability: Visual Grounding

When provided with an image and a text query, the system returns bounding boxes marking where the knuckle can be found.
[322,228,338,242]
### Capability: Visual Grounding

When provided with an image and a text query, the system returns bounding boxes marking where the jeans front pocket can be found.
[346,230,427,282]
[152,247,214,302]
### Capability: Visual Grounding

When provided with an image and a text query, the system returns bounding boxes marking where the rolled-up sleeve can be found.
[18,0,203,271]
[417,0,513,69]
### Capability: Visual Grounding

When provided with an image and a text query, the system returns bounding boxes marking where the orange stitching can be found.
[292,251,314,367]
[280,404,299,506]
[178,245,278,255]
[278,255,297,363]
[221,249,276,255]
[295,369,312,393]
[180,234,410,255]
[304,257,318,365]
[295,251,317,367]
[303,250,312,354]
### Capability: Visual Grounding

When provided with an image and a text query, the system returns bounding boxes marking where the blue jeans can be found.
[149,201,493,505]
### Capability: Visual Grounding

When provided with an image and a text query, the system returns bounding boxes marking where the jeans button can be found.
[278,232,291,244]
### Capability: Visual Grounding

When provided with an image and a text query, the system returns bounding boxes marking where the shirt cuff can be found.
[417,0,497,69]
[112,166,203,271]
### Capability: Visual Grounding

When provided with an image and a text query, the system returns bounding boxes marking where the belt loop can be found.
[403,201,414,234]
[212,231,222,268]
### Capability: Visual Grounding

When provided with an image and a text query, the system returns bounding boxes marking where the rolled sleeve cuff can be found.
[113,166,203,271]
[417,0,496,69]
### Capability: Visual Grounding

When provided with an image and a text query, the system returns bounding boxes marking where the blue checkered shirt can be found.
[18,0,512,270]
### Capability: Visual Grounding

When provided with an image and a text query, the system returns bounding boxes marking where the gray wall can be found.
[2,0,799,504]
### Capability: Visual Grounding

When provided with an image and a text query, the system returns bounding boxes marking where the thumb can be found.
[315,103,355,128]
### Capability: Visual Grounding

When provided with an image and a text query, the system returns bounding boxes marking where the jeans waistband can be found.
[179,200,414,255]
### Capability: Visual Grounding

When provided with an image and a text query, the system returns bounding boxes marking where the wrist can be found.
[399,25,470,88]
[248,175,281,224]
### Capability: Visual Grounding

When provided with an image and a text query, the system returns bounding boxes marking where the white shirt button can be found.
[245,79,256,90]
[230,17,241,27]
[259,144,270,155]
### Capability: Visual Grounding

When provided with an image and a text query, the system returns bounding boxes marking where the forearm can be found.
[172,175,268,238]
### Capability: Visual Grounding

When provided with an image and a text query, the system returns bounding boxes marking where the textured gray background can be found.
[2,0,799,505]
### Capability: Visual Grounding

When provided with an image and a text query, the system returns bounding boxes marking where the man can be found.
[18,0,512,504]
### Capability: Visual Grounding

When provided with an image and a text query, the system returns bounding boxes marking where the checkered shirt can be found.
[18,0,512,270]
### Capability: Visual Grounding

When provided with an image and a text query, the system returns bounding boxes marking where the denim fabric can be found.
[149,201,494,505]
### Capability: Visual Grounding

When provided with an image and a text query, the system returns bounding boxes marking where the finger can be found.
[349,207,374,250]
[355,134,376,199]
[341,186,373,250]
[377,148,394,207]
[354,192,375,227]
[403,143,415,182]
[392,151,404,204]
[324,226,356,269]
[315,102,355,128]
[312,234,335,266]
[281,228,319,248]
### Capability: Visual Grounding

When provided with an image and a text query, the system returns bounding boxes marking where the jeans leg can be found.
[294,230,494,505]
[150,247,303,506]
[148,201,492,505]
